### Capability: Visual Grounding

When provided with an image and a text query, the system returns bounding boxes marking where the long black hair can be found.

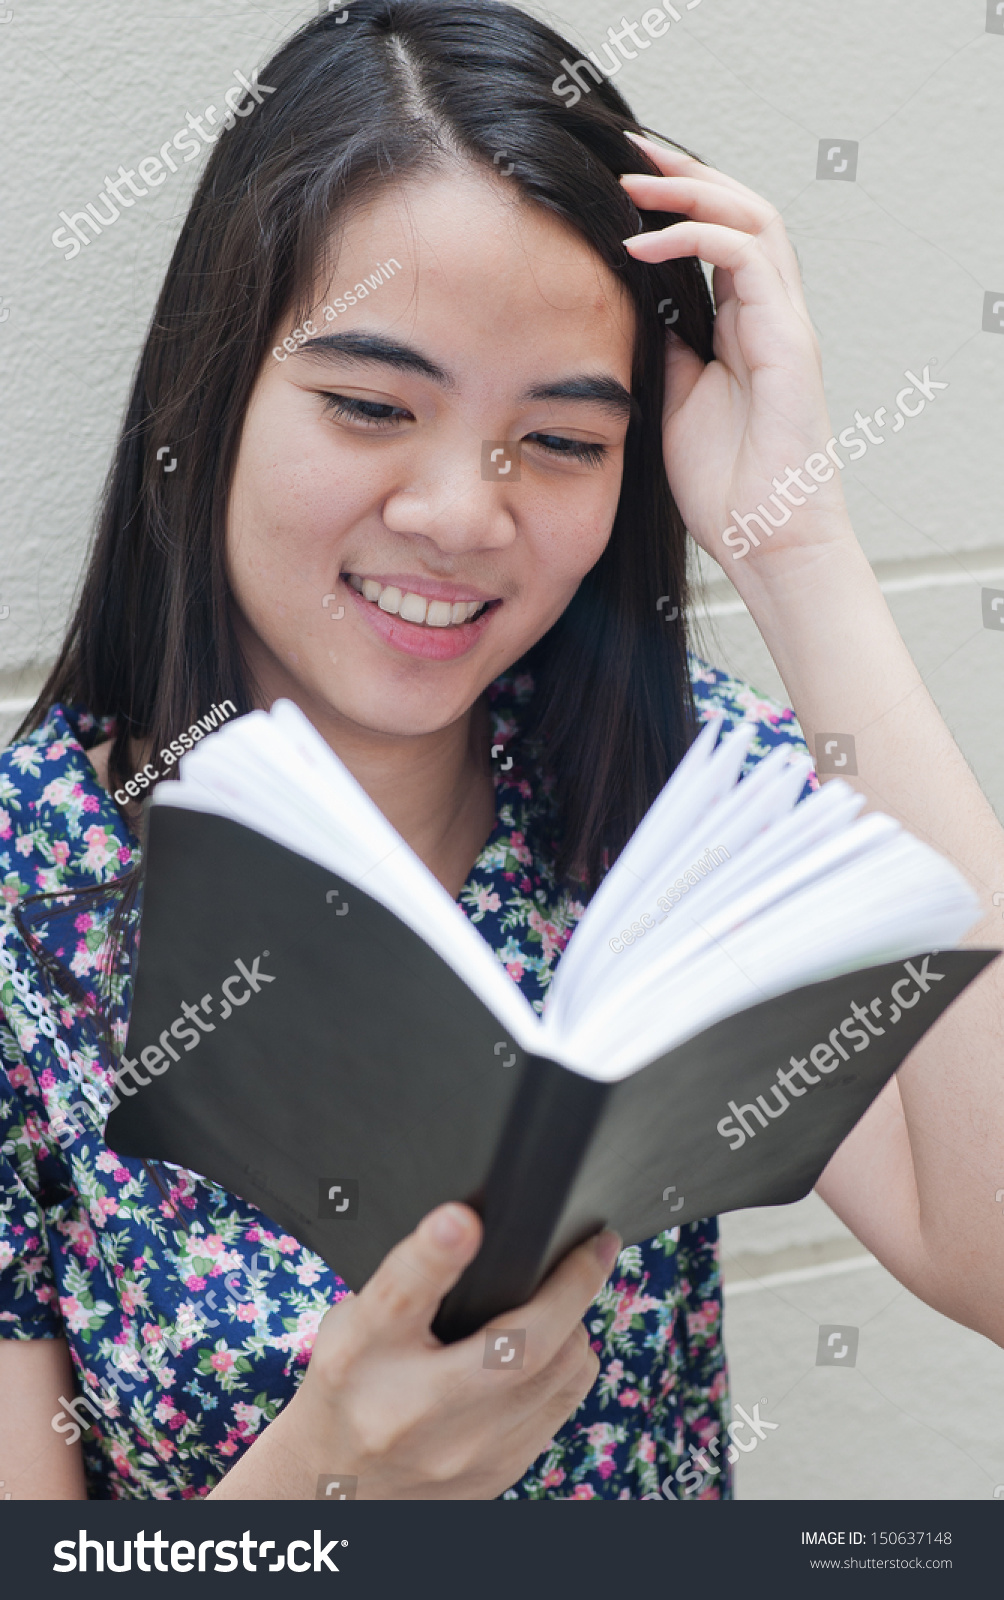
[19,0,714,899]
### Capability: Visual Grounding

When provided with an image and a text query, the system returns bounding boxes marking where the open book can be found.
[106,701,995,1340]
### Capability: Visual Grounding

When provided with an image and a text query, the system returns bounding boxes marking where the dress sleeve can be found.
[0,1013,62,1339]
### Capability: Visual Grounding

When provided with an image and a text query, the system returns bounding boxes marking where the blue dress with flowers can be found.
[0,657,816,1499]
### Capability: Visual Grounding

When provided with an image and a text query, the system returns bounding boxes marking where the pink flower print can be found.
[153,1439,176,1461]
[80,824,116,875]
[96,1150,120,1174]
[245,1228,261,1242]
[637,1433,656,1464]
[597,1457,616,1479]
[277,1235,299,1255]
[606,1360,625,1385]
[569,1484,597,1499]
[81,795,100,813]
[542,1468,566,1489]
[168,1412,186,1431]
[60,1295,93,1334]
[61,1218,98,1261]
[474,886,501,914]
[74,912,93,932]
[236,1302,258,1322]
[15,836,33,857]
[141,1322,164,1345]
[295,1261,322,1286]
[611,1286,659,1335]
[210,1350,235,1373]
[0,809,12,841]
[618,1388,641,1408]
[38,1068,56,1090]
[90,1195,119,1226]
[585,1423,615,1449]
[113,1167,129,1184]
[735,689,782,726]
[119,1281,147,1316]
[46,741,68,759]
[185,1275,207,1291]
[505,961,524,981]
[1,884,20,905]
[7,1063,32,1090]
[687,1300,720,1340]
[51,840,70,866]
[233,1401,263,1435]
[116,845,132,864]
[508,831,532,866]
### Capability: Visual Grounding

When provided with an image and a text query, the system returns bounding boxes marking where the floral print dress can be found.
[0,658,816,1499]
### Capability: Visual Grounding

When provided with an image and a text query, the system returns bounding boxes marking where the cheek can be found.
[522,478,620,598]
[228,410,379,584]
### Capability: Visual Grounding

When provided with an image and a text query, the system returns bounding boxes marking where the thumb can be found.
[357,1203,482,1338]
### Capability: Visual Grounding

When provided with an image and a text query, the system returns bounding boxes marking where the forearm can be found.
[735,525,1004,1338]
[734,526,1004,896]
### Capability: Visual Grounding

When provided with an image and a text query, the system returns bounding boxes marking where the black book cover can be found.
[106,805,997,1341]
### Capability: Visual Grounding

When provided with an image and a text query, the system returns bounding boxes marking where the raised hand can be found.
[620,132,854,578]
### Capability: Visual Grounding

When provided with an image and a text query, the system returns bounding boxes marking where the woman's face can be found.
[227,167,636,740]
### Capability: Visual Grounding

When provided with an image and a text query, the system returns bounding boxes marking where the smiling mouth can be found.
[345,573,496,628]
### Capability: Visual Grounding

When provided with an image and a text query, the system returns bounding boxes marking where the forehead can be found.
[309,167,636,383]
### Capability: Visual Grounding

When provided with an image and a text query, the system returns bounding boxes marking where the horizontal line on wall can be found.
[724,1253,883,1295]
[696,550,1004,618]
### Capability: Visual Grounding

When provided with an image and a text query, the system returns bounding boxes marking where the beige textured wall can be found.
[1,0,1003,1500]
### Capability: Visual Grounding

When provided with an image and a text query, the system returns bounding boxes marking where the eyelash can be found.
[320,393,609,466]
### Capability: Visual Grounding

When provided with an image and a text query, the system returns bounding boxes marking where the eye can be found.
[524,432,608,466]
[320,393,412,429]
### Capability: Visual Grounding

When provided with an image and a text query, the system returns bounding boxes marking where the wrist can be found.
[718,521,876,626]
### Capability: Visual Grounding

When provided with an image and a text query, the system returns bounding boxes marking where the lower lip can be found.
[344,583,499,661]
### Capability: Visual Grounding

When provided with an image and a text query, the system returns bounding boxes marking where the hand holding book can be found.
[106,703,996,1341]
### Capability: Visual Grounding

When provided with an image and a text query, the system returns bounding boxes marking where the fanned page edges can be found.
[151,701,983,1083]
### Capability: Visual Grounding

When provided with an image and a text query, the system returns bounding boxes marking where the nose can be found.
[381,440,518,555]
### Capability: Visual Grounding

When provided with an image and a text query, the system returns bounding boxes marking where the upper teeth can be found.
[345,574,488,627]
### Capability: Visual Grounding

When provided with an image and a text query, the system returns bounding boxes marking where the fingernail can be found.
[624,130,646,143]
[594,1229,622,1272]
[427,1204,470,1248]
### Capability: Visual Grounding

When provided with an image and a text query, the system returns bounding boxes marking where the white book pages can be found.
[575,834,980,1078]
[544,743,817,1026]
[554,810,902,1060]
[151,700,982,1085]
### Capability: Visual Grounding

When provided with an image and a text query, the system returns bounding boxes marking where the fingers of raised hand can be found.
[621,172,781,243]
[622,135,808,311]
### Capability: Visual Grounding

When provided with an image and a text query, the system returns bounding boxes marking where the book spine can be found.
[432,1057,609,1343]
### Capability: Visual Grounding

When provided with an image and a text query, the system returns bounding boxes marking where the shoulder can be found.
[0,705,138,905]
[688,653,818,789]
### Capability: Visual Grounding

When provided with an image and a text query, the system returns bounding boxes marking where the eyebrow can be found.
[298,330,637,421]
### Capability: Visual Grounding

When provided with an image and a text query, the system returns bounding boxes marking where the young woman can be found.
[1,0,1002,1502]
